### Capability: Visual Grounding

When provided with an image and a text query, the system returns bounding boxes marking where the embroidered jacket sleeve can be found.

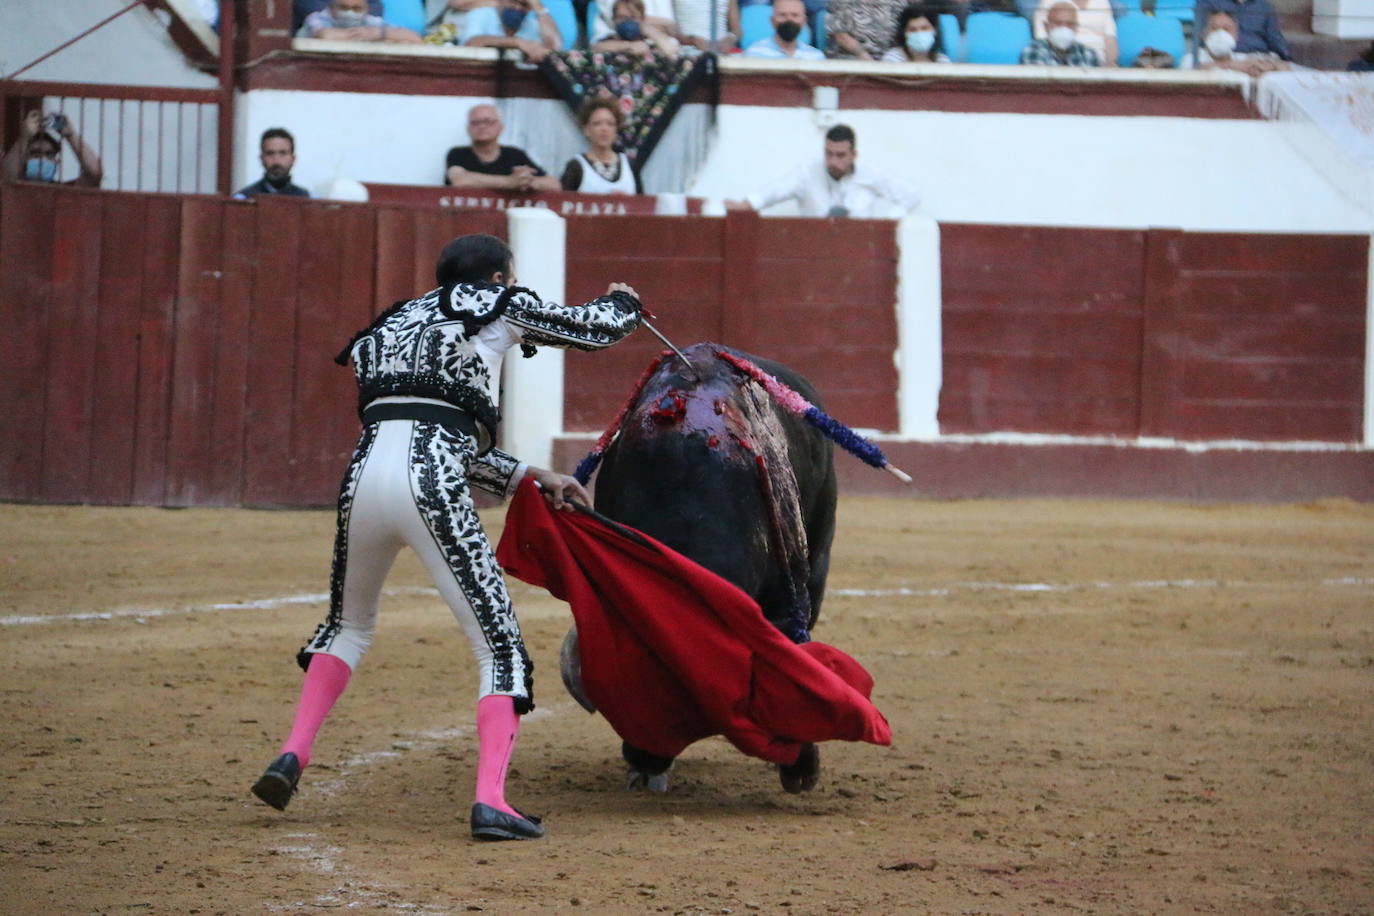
[501,287,642,351]
[470,446,528,498]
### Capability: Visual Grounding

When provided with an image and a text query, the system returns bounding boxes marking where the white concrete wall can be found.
[0,0,216,88]
[689,105,1374,232]
[238,89,1372,231]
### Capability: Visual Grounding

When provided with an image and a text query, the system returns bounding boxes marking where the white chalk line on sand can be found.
[832,577,1374,599]
[6,577,1371,628]
[264,704,560,913]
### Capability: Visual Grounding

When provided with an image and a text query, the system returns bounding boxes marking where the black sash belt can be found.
[361,402,478,440]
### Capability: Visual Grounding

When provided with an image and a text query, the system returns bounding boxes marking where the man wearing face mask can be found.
[1019,1,1102,66]
[744,0,826,59]
[297,0,423,41]
[2,110,102,188]
[1182,11,1288,73]
[725,124,921,218]
[235,128,311,200]
[1191,0,1290,61]
[462,0,563,62]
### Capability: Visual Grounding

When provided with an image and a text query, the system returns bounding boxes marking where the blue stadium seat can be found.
[938,12,966,61]
[545,0,580,48]
[1115,12,1184,64]
[964,12,1031,63]
[381,0,426,33]
[811,8,826,48]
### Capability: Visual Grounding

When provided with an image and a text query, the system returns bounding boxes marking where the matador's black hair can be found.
[435,234,513,287]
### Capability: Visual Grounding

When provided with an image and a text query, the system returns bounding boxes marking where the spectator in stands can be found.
[294,0,382,32]
[828,0,907,59]
[1032,0,1115,66]
[1192,0,1290,60]
[560,98,642,195]
[1020,1,1102,65]
[744,0,827,58]
[725,124,920,218]
[674,0,742,51]
[298,0,423,41]
[1348,41,1374,70]
[2,110,102,188]
[445,104,560,191]
[427,0,500,44]
[591,0,681,55]
[235,128,311,199]
[881,2,950,61]
[1182,10,1288,71]
[462,0,563,60]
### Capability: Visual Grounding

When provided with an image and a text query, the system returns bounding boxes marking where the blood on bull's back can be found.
[592,343,837,643]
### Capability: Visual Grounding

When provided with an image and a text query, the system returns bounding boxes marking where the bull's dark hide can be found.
[592,343,838,643]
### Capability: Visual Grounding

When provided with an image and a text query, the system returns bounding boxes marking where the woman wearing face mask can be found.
[591,0,679,55]
[560,97,643,195]
[881,3,949,61]
[296,0,423,41]
[2,110,102,188]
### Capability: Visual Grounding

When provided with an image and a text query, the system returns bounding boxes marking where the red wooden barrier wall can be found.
[562,213,901,434]
[0,185,503,507]
[940,224,1368,442]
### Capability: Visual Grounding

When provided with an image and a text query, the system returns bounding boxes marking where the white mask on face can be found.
[906,29,936,52]
[1048,25,1076,50]
[1204,28,1237,58]
[333,8,368,27]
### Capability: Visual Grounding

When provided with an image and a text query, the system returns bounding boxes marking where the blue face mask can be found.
[615,19,643,40]
[500,7,528,30]
[25,157,58,183]
[906,29,935,52]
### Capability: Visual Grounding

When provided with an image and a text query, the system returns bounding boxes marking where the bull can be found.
[561,342,838,793]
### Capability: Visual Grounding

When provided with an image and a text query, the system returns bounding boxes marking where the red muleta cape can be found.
[495,479,891,765]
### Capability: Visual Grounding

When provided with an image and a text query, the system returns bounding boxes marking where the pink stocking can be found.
[280,652,352,769]
[475,694,520,816]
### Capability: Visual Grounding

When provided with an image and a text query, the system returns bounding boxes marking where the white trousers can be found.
[299,419,533,711]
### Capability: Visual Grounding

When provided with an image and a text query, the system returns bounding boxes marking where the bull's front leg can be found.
[622,742,673,793]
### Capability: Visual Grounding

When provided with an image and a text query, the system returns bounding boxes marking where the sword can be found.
[641,316,698,380]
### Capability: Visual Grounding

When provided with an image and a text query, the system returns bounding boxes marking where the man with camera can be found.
[3,110,103,188]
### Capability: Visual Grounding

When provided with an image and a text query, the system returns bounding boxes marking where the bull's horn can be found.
[559,627,597,714]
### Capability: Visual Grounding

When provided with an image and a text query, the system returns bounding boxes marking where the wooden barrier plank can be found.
[1177,233,1368,274]
[1177,315,1365,361]
[721,211,760,346]
[1137,228,1184,439]
[87,194,147,505]
[568,215,723,260]
[943,311,1143,358]
[0,186,56,500]
[1177,274,1368,318]
[942,225,1146,304]
[1172,403,1362,442]
[205,202,258,506]
[242,197,303,506]
[1180,357,1363,403]
[130,196,182,506]
[748,268,895,308]
[374,206,421,310]
[291,202,375,506]
[39,192,104,503]
[165,197,225,506]
[938,394,1141,437]
[754,218,897,263]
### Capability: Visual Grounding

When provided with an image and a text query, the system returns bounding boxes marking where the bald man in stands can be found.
[444,105,560,192]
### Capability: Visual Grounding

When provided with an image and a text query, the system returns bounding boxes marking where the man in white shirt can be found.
[743,0,826,60]
[726,124,921,218]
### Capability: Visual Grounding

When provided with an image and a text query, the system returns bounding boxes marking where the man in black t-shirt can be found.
[445,104,560,192]
[235,128,311,199]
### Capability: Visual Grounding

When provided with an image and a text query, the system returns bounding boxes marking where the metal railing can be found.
[1,80,221,194]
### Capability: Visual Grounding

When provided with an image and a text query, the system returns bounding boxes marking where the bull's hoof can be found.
[778,743,820,794]
[625,766,671,793]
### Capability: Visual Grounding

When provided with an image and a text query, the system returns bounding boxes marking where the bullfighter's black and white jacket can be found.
[337,281,641,496]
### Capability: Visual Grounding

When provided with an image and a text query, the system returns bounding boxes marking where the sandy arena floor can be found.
[1,496,1371,915]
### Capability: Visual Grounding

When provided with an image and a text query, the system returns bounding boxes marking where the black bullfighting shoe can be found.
[470,803,545,841]
[251,752,302,811]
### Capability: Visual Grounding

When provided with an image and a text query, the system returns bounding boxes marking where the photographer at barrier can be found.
[2,110,103,188]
